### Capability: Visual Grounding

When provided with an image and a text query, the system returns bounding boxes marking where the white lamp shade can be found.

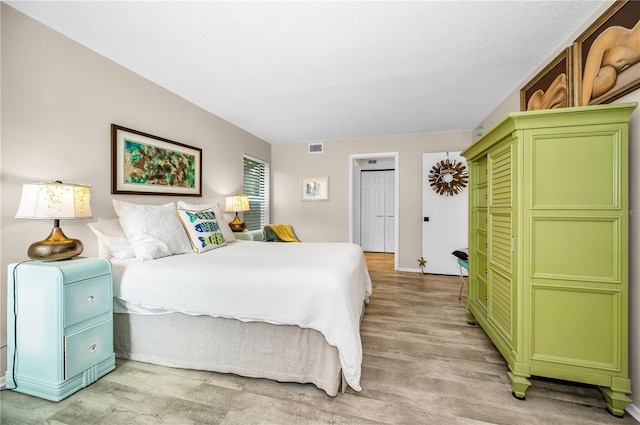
[15,182,93,219]
[224,194,250,212]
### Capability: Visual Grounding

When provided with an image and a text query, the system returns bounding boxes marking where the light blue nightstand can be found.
[6,257,116,401]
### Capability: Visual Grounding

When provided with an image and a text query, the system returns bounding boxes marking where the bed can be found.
[89,200,372,396]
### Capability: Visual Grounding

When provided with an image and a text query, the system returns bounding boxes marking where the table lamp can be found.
[15,181,93,261]
[224,194,250,232]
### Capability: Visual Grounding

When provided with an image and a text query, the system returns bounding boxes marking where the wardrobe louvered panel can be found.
[490,215,512,269]
[487,140,515,348]
[489,144,513,207]
[489,268,513,344]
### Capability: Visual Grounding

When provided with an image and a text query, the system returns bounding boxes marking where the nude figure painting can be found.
[575,0,640,106]
[521,48,572,111]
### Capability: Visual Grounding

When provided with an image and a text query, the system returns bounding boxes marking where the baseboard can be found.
[398,267,421,273]
[397,267,461,277]
[626,403,640,423]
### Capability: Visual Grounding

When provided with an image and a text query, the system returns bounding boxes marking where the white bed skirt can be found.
[113,312,344,396]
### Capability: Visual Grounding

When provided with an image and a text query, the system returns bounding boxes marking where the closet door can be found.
[383,171,395,252]
[361,170,395,253]
[361,171,386,252]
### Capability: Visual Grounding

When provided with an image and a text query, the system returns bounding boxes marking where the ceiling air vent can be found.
[308,143,323,154]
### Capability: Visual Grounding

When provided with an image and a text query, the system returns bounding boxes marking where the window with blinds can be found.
[243,155,270,230]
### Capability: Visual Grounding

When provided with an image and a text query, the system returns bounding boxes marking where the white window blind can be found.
[243,154,270,230]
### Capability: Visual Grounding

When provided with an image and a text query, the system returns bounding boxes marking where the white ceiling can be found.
[6,1,606,144]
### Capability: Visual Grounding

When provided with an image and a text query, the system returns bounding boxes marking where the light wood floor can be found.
[1,252,637,424]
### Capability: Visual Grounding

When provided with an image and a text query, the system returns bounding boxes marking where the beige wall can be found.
[271,131,470,270]
[0,4,270,378]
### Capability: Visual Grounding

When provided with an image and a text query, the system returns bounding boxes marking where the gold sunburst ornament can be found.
[428,158,468,196]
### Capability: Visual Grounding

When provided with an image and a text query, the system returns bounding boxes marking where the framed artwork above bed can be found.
[111,124,202,196]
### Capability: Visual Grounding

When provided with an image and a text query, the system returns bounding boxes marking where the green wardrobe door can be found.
[488,140,516,350]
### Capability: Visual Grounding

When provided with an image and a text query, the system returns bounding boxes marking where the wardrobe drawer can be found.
[64,320,113,379]
[477,209,488,231]
[64,275,111,327]
[478,281,488,309]
[477,232,488,256]
[477,186,488,207]
[476,256,488,279]
[477,158,488,184]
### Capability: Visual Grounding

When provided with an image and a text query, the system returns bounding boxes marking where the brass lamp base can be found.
[228,214,246,232]
[28,227,84,261]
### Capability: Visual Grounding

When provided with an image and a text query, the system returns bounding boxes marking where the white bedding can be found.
[110,240,372,391]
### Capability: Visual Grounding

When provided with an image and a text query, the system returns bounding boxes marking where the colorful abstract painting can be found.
[111,124,202,196]
[124,139,196,188]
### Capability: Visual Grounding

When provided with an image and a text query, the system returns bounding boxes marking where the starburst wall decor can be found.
[428,158,468,196]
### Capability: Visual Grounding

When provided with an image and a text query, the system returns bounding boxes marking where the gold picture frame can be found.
[521,47,573,111]
[574,0,640,106]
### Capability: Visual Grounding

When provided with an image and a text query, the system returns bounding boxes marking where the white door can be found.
[361,170,395,252]
[384,171,395,252]
[422,152,469,275]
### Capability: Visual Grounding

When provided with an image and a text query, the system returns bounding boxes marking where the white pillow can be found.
[177,201,236,243]
[177,209,227,253]
[87,218,135,260]
[112,200,193,260]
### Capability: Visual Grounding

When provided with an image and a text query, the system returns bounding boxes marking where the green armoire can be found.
[461,102,636,417]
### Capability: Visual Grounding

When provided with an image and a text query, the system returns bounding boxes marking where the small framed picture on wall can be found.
[301,176,329,201]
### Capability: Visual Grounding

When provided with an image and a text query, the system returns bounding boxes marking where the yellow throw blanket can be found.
[264,224,300,242]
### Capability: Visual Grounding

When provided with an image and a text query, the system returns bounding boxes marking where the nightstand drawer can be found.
[64,275,111,327]
[65,320,113,379]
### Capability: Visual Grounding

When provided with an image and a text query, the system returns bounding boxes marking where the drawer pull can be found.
[89,344,97,353]
[86,295,96,303]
